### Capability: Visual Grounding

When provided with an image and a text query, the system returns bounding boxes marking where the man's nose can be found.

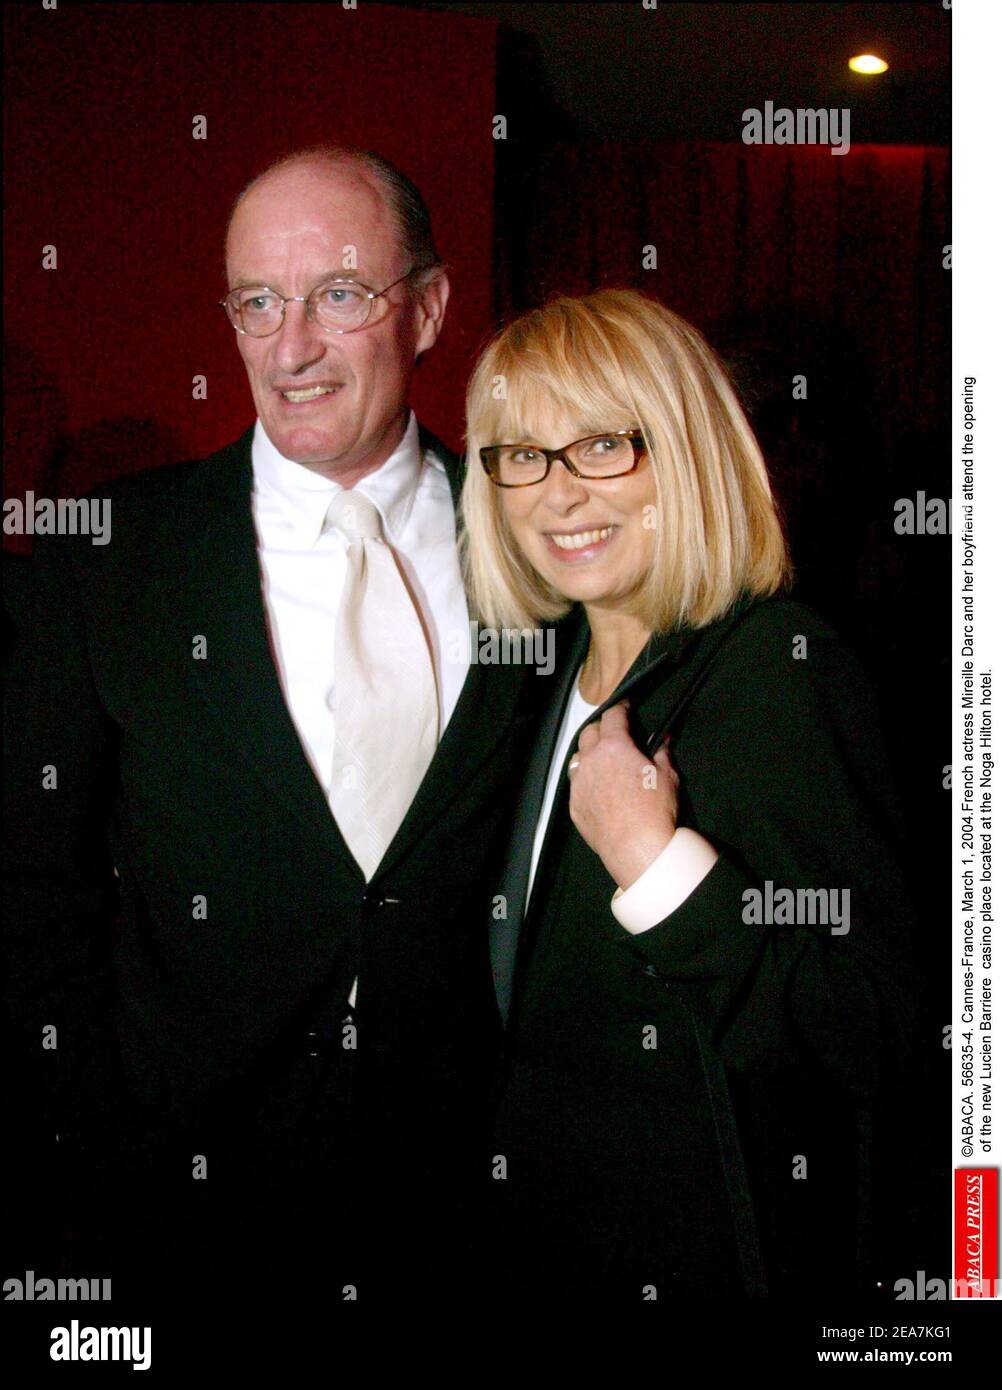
[271,299,327,371]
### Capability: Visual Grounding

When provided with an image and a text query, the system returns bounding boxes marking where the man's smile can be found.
[276,383,343,405]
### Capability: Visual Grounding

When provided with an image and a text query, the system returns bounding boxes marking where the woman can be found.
[460,289,916,1302]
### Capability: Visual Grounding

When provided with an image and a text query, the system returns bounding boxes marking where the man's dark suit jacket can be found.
[488,594,919,1302]
[6,423,541,1306]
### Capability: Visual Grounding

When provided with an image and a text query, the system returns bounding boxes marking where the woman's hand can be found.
[567,701,679,890]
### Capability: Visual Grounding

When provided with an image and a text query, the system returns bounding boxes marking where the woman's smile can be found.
[542,523,620,562]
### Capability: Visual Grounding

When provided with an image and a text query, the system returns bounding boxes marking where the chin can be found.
[545,576,608,604]
[272,428,340,465]
[543,567,640,609]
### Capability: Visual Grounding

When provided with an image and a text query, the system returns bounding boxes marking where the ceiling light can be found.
[849,54,889,75]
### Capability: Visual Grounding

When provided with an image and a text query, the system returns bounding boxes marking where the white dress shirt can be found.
[527,665,720,934]
[250,410,470,805]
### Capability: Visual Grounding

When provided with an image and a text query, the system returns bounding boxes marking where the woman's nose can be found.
[539,455,590,508]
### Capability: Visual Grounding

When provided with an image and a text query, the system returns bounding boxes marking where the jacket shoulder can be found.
[80,428,253,509]
[30,431,253,575]
[695,593,875,729]
[417,421,459,470]
[727,594,841,648]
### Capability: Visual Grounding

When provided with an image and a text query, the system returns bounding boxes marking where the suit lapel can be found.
[177,429,362,873]
[491,597,761,1023]
[419,422,463,511]
[489,608,589,1023]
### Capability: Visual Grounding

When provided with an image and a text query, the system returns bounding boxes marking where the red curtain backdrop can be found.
[498,138,950,651]
[501,140,949,438]
[3,2,498,549]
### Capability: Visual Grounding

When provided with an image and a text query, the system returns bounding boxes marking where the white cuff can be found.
[610,828,720,935]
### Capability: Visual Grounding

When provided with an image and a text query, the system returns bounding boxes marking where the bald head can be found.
[224,145,440,287]
[225,157,401,290]
[222,147,450,481]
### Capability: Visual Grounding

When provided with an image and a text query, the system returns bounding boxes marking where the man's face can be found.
[225,162,449,482]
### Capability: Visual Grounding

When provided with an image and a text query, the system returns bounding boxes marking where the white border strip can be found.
[952,0,1001,1300]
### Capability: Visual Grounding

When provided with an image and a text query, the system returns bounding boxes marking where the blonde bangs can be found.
[473,308,640,446]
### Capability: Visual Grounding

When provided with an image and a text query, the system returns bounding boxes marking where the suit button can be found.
[363,892,400,911]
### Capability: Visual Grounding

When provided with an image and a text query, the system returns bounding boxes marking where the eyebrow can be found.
[228,270,367,292]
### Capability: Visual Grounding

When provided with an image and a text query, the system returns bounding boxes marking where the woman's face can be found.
[496,415,659,611]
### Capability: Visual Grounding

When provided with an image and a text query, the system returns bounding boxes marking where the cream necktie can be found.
[324,488,440,891]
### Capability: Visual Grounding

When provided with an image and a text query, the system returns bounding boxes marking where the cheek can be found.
[625,482,660,535]
[352,339,404,398]
[499,494,533,530]
[498,501,536,555]
[240,346,268,388]
[631,511,658,561]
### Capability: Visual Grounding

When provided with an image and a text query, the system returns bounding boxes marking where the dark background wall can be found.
[4,0,951,1292]
[3,1,498,518]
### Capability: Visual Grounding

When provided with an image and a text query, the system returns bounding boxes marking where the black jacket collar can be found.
[547,591,760,727]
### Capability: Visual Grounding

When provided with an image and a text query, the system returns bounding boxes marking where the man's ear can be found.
[413,269,451,362]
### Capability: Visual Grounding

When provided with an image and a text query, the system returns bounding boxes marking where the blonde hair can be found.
[460,288,792,631]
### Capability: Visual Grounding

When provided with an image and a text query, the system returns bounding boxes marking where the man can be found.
[6,147,540,1313]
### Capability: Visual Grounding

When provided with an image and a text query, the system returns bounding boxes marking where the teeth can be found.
[282,386,335,402]
[550,527,613,550]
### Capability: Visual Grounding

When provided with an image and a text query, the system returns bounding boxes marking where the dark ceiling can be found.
[414,1,950,145]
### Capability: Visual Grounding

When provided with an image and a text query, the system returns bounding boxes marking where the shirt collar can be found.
[251,409,427,545]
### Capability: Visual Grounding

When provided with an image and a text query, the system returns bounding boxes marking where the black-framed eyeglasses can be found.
[219,267,416,337]
[480,428,647,488]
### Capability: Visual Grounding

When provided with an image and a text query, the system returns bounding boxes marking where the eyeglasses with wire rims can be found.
[479,428,647,488]
[219,267,420,337]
